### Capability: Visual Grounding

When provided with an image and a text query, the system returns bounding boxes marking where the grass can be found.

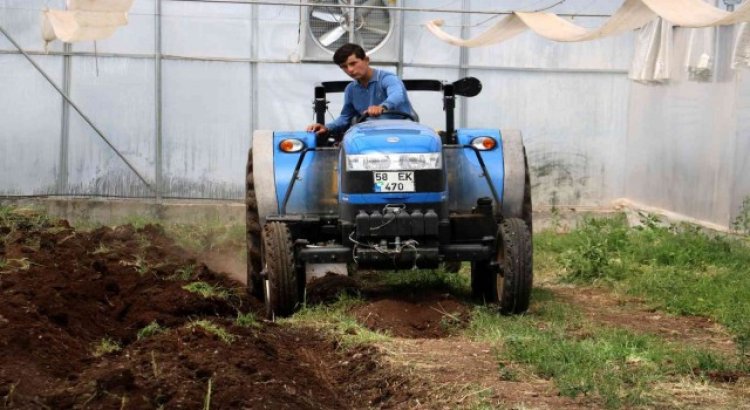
[282,293,391,349]
[0,205,51,231]
[173,263,198,281]
[539,214,750,362]
[235,312,260,328]
[465,292,741,408]
[92,337,122,357]
[182,281,231,300]
[188,320,235,344]
[137,321,164,340]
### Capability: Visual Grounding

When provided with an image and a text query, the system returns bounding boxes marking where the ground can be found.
[0,210,748,409]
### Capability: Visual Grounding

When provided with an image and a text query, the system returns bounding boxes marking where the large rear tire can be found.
[494,218,533,314]
[262,222,301,319]
[246,147,263,298]
[471,218,533,314]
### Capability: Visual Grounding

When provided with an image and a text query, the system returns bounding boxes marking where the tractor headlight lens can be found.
[279,139,305,152]
[470,136,497,151]
[346,153,442,171]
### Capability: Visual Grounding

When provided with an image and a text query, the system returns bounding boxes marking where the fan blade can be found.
[320,26,347,46]
[311,10,342,23]
[360,25,388,36]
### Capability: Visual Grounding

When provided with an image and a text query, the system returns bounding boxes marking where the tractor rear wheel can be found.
[493,218,533,314]
[470,218,533,314]
[246,147,263,298]
[262,222,301,319]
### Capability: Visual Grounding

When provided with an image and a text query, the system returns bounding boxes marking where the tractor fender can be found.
[500,129,527,220]
[252,130,278,224]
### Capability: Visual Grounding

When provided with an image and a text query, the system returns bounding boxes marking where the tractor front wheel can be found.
[262,222,301,319]
[471,218,533,314]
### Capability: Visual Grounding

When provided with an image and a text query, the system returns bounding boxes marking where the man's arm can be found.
[325,86,358,134]
[380,75,409,111]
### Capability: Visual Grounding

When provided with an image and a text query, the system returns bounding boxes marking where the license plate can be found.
[373,171,415,192]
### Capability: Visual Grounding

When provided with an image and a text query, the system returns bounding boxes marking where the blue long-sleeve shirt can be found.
[325,69,414,134]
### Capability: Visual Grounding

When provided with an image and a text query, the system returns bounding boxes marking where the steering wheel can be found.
[354,110,417,124]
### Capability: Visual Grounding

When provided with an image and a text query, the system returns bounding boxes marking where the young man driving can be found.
[306,43,415,136]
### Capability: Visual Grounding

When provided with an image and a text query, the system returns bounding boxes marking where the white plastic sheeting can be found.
[733,22,750,68]
[625,25,747,227]
[629,18,672,82]
[0,54,62,195]
[42,0,135,45]
[66,56,155,197]
[426,0,750,48]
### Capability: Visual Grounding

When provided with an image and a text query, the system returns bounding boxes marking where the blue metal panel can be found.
[448,129,504,211]
[273,131,319,213]
[343,192,446,205]
[342,120,442,154]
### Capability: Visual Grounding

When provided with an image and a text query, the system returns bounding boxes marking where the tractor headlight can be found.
[470,136,497,151]
[279,138,305,152]
[346,153,442,171]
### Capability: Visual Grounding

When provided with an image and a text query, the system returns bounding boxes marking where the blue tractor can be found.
[246,77,532,319]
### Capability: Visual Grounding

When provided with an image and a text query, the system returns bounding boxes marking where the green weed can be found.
[203,378,213,410]
[0,206,51,230]
[188,320,235,344]
[137,321,164,340]
[539,215,750,364]
[283,293,391,349]
[182,281,231,300]
[92,337,122,357]
[235,312,260,328]
[466,298,739,408]
[174,264,198,281]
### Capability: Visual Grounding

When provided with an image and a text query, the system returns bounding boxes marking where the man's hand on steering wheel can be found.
[365,105,387,117]
[355,109,416,124]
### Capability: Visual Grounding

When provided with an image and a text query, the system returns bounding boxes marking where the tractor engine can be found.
[338,120,449,269]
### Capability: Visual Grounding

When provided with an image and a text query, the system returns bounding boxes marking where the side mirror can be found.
[452,77,482,97]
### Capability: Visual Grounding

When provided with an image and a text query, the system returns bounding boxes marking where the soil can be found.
[1,211,747,409]
[0,216,420,409]
[351,292,470,339]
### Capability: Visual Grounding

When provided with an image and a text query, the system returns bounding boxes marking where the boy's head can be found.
[333,43,370,81]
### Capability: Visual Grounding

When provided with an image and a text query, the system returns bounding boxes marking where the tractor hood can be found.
[342,120,441,155]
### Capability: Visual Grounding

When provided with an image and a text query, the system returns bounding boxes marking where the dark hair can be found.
[333,43,366,66]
